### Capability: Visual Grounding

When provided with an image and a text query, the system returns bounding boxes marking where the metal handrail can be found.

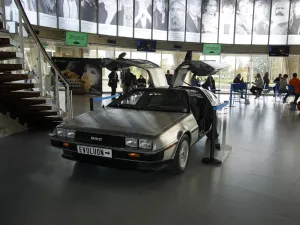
[13,0,72,118]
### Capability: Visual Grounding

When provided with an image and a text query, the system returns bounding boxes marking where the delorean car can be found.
[50,57,224,173]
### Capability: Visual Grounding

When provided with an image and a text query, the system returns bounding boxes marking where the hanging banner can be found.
[52,57,102,95]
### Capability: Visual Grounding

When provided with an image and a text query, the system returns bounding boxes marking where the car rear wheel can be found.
[170,135,190,174]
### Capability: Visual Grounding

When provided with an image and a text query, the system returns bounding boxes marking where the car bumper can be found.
[50,138,172,171]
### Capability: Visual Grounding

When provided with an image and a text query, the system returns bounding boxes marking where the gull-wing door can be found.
[170,60,226,87]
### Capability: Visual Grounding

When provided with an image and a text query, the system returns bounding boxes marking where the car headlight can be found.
[125,138,138,148]
[139,139,152,150]
[56,128,75,139]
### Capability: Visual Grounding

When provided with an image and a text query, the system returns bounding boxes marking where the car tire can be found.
[206,117,221,140]
[169,135,190,174]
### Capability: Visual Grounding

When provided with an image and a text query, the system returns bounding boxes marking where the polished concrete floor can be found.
[1,95,300,225]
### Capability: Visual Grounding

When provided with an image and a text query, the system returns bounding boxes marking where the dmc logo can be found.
[91,137,102,141]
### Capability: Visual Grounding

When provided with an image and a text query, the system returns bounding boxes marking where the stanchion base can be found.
[202,158,222,165]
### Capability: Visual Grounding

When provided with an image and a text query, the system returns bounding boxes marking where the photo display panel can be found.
[201,0,220,43]
[118,0,134,37]
[218,0,236,44]
[39,0,57,28]
[98,0,117,36]
[81,0,97,33]
[58,0,80,31]
[168,0,186,41]
[288,0,300,44]
[134,0,152,39]
[234,0,254,44]
[185,0,202,42]
[152,0,168,40]
[5,0,19,22]
[269,0,290,44]
[21,0,37,25]
[252,0,271,45]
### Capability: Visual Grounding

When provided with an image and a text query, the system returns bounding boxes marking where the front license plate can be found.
[77,145,112,158]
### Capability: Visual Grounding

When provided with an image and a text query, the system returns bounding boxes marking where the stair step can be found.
[26,105,53,111]
[27,115,63,122]
[0,74,33,83]
[24,110,59,116]
[17,98,47,105]
[1,91,40,98]
[0,38,16,48]
[0,52,23,60]
[0,83,36,92]
[0,64,23,72]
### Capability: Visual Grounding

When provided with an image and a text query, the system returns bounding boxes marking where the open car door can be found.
[170,61,226,88]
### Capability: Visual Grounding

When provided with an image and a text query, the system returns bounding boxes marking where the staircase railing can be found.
[12,0,73,119]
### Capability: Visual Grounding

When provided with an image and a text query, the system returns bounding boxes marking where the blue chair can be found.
[231,83,247,105]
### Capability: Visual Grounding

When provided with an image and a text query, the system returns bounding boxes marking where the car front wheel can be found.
[170,135,190,174]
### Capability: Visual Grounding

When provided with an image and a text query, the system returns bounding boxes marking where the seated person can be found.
[273,73,282,96]
[191,74,200,87]
[137,75,146,87]
[232,73,245,98]
[250,73,264,99]
[263,72,270,90]
[289,73,300,106]
[202,75,216,93]
[279,74,290,103]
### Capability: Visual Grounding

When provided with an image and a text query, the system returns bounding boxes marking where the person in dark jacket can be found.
[263,72,270,89]
[202,75,216,93]
[165,70,173,85]
[273,73,282,96]
[232,73,245,98]
[108,70,119,96]
[137,75,146,87]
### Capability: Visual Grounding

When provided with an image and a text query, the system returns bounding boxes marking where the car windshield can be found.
[108,90,189,113]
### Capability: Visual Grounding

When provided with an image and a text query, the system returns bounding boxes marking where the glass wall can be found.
[5,0,300,45]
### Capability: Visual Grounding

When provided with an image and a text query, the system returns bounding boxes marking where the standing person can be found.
[263,72,270,89]
[165,70,173,85]
[108,70,119,96]
[186,0,202,33]
[122,69,134,94]
[279,74,290,103]
[273,73,282,96]
[289,73,300,105]
[202,0,219,34]
[137,75,146,87]
[233,73,245,98]
[250,73,264,98]
[191,74,200,87]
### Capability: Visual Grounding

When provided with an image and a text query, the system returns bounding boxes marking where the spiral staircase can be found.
[0,1,72,137]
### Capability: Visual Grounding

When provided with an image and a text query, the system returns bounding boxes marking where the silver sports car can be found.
[50,57,224,173]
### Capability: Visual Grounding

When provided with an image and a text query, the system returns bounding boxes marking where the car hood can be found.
[60,107,187,137]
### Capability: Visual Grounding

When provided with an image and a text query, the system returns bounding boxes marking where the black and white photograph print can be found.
[202,0,219,34]
[135,0,152,29]
[253,0,271,35]
[270,0,290,35]
[98,0,117,25]
[39,0,57,28]
[235,0,254,35]
[218,0,235,43]
[169,0,186,32]
[186,0,202,33]
[289,0,300,35]
[118,0,134,27]
[58,0,79,19]
[21,0,37,24]
[5,0,18,22]
[81,0,97,23]
[153,0,168,31]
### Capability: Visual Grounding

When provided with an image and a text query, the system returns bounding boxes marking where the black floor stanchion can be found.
[202,110,222,165]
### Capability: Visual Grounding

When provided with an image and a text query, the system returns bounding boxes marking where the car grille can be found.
[75,131,125,148]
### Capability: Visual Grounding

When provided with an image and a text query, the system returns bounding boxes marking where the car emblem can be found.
[91,137,102,141]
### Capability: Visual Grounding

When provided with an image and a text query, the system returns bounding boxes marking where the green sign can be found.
[203,44,222,55]
[65,31,88,47]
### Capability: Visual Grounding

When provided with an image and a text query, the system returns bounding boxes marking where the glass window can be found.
[252,56,268,83]
[288,0,300,44]
[134,0,152,39]
[219,0,236,44]
[147,52,162,66]
[168,0,186,41]
[235,0,254,44]
[201,0,220,43]
[252,0,271,45]
[118,0,134,37]
[219,54,236,90]
[269,0,290,44]
[98,0,118,36]
[161,53,175,73]
[235,56,251,83]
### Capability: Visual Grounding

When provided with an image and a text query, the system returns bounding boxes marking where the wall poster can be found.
[288,0,300,44]
[152,0,168,40]
[5,0,19,22]
[21,0,37,25]
[269,0,290,44]
[81,0,97,33]
[218,0,235,44]
[134,0,152,39]
[168,0,186,41]
[235,0,254,44]
[39,0,57,28]
[118,0,134,37]
[58,0,80,31]
[201,0,219,43]
[52,57,102,95]
[98,0,117,36]
[185,0,202,42]
[252,0,271,45]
